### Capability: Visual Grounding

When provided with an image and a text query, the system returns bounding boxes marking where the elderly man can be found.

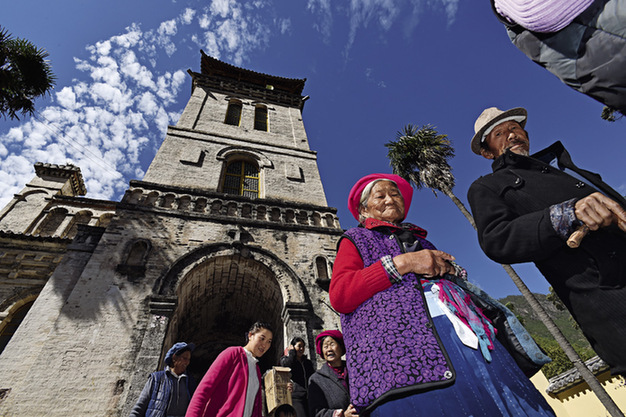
[467,106,626,375]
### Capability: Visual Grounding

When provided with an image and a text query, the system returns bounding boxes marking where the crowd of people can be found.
[130,105,625,417]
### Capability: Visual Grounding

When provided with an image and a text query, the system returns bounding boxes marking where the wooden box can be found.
[264,366,292,414]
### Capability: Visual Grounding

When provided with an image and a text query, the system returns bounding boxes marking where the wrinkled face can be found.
[246,328,273,358]
[481,120,530,159]
[322,336,344,366]
[294,341,305,359]
[360,181,405,224]
[172,350,191,375]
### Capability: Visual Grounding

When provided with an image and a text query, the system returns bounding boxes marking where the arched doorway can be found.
[163,253,284,380]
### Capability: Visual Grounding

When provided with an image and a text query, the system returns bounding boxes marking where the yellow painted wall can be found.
[531,371,626,417]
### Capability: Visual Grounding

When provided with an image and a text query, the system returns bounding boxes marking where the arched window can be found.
[222,160,259,198]
[95,213,114,228]
[315,256,331,290]
[0,300,35,354]
[36,208,68,237]
[316,257,329,281]
[225,100,242,126]
[62,210,93,239]
[126,240,150,266]
[117,239,151,281]
[254,105,268,131]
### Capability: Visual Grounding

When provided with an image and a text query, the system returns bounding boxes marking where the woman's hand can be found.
[393,250,456,278]
[345,404,359,417]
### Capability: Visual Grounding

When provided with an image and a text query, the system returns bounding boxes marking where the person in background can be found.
[491,0,626,115]
[307,330,358,417]
[279,337,315,417]
[185,322,273,417]
[130,342,197,417]
[274,403,298,417]
[330,173,555,416]
[468,106,626,375]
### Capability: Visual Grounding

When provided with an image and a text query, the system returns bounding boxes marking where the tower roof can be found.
[199,51,306,95]
[34,162,87,196]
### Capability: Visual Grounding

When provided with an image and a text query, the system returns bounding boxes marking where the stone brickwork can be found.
[0,163,87,234]
[0,54,344,417]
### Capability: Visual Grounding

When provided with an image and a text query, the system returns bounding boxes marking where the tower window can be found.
[254,105,268,131]
[222,160,259,198]
[225,100,242,126]
[0,300,35,355]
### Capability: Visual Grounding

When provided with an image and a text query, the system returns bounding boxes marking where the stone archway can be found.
[163,253,285,380]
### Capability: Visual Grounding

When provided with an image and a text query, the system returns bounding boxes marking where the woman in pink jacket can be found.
[185,322,273,417]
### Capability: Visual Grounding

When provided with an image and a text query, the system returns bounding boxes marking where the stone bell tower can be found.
[0,52,343,416]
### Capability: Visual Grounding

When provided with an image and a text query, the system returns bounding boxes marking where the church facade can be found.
[0,52,343,416]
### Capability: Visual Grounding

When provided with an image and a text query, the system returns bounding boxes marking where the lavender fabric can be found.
[494,0,594,32]
[340,227,454,413]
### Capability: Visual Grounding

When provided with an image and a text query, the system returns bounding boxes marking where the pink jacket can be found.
[185,346,262,417]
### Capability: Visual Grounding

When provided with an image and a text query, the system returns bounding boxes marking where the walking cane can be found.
[567,224,589,248]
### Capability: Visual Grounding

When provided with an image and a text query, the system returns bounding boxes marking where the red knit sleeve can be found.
[329,238,392,314]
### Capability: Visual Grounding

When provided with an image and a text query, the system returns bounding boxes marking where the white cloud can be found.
[305,0,460,53]
[210,0,234,18]
[180,8,196,25]
[307,0,333,42]
[56,87,78,110]
[198,13,212,30]
[0,3,273,208]
[276,18,291,35]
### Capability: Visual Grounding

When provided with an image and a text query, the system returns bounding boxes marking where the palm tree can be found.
[386,123,624,417]
[0,26,56,120]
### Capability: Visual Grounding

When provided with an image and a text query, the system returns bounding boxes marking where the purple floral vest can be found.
[341,227,455,413]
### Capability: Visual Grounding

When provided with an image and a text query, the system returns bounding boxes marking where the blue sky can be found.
[2,0,625,299]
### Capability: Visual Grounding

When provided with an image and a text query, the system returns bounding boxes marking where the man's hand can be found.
[575,192,626,232]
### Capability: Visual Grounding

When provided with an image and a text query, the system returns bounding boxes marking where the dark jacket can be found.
[130,369,197,417]
[279,349,315,399]
[308,362,350,417]
[468,141,626,374]
[492,0,626,115]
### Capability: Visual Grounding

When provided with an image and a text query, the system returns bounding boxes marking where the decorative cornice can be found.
[0,229,71,244]
[121,181,342,234]
[188,52,308,109]
[199,51,306,95]
[546,356,610,394]
[34,162,87,196]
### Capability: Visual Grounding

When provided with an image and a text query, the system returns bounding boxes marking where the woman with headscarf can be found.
[329,173,555,416]
[130,342,197,417]
[279,336,316,417]
[307,330,358,417]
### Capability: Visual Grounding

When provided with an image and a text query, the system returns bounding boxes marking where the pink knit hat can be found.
[315,330,345,356]
[347,173,413,222]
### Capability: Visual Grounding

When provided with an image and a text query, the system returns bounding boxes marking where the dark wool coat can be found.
[308,362,350,417]
[279,349,315,398]
[280,349,316,417]
[468,141,626,374]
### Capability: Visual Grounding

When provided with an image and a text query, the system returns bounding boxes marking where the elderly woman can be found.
[307,330,358,417]
[329,173,555,416]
